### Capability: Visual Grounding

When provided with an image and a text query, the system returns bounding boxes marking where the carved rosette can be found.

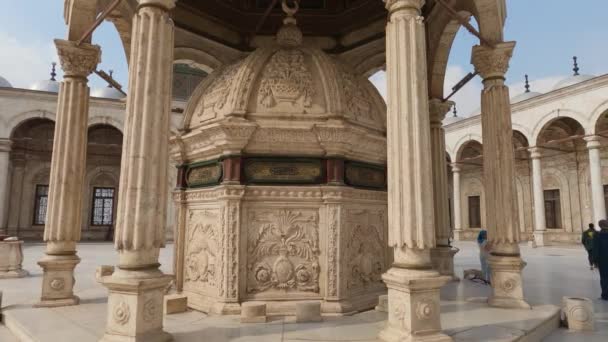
[113,301,130,325]
[471,42,516,80]
[415,297,437,321]
[54,39,101,78]
[143,299,157,322]
[246,209,320,294]
[50,278,65,291]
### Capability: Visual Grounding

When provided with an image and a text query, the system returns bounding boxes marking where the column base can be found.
[533,231,546,247]
[452,230,465,241]
[488,254,531,310]
[430,247,460,281]
[0,269,29,279]
[378,267,452,342]
[99,269,173,342]
[36,253,80,307]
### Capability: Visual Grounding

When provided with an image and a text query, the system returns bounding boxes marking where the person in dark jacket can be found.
[582,223,597,270]
[593,219,608,300]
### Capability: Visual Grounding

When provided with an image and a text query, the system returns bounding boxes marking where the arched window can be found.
[33,184,49,225]
[91,187,115,226]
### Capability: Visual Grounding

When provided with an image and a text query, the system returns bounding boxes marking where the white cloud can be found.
[0,31,59,89]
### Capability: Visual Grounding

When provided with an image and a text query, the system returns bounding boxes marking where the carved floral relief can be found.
[246,209,320,294]
[184,209,221,290]
[345,209,387,292]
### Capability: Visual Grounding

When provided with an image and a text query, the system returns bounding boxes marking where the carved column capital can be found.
[429,98,454,125]
[384,0,424,13]
[585,135,602,150]
[138,0,176,10]
[54,39,100,78]
[450,163,461,173]
[471,41,516,80]
[528,147,542,159]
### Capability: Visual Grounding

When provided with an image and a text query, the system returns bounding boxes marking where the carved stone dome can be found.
[0,75,12,88]
[179,12,386,164]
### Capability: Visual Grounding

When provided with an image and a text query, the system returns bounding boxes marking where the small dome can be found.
[0,75,12,88]
[91,86,126,99]
[443,115,463,126]
[552,74,596,90]
[30,79,60,93]
[511,91,542,104]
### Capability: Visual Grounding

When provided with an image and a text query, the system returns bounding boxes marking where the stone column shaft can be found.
[585,136,606,225]
[529,148,546,245]
[100,1,175,341]
[36,39,100,307]
[380,1,451,341]
[451,164,463,235]
[0,140,11,232]
[472,42,530,309]
[429,99,459,281]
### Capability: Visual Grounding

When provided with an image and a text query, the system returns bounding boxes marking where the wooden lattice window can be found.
[91,187,115,226]
[33,185,49,225]
[544,189,562,229]
[468,196,481,228]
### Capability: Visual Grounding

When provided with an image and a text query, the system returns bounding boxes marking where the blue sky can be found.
[0,0,606,116]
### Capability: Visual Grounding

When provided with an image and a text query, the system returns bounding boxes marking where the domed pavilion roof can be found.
[183,3,386,134]
[0,75,12,88]
[552,57,596,90]
[30,63,60,93]
[91,86,126,99]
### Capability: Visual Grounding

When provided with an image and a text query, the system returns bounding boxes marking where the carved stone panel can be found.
[246,209,321,295]
[344,208,387,294]
[184,208,223,295]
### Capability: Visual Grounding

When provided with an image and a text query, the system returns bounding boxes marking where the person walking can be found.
[582,223,597,270]
[593,219,608,301]
[477,230,491,284]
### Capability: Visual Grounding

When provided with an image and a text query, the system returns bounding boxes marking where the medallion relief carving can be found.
[246,209,320,294]
[194,61,243,121]
[113,301,130,325]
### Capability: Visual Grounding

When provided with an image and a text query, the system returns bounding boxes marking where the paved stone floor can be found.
[0,241,606,341]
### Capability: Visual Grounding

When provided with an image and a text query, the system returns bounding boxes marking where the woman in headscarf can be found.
[477,230,491,284]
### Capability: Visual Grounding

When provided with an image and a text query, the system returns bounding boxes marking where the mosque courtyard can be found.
[1,241,606,341]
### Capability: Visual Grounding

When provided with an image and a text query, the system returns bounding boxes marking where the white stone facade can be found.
[446,74,608,245]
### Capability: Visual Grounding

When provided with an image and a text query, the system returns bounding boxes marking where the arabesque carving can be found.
[258,49,314,109]
[184,209,221,290]
[247,209,320,294]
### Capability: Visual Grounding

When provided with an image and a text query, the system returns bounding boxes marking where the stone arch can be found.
[591,100,608,135]
[88,116,124,133]
[531,109,589,145]
[5,110,55,138]
[454,135,483,162]
[174,47,223,74]
[511,124,533,143]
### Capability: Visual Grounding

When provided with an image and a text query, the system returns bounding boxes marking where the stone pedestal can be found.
[533,231,546,247]
[0,240,28,279]
[36,254,80,307]
[379,268,451,342]
[487,251,530,310]
[100,270,173,342]
[430,247,460,281]
[376,294,388,312]
[562,297,594,331]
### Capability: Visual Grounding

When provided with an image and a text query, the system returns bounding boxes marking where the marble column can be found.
[429,99,459,281]
[529,147,547,246]
[585,136,606,226]
[99,1,175,341]
[36,39,100,307]
[451,163,463,240]
[472,42,530,309]
[0,139,11,234]
[380,1,451,341]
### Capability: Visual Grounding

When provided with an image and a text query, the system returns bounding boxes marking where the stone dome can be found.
[91,86,126,99]
[178,11,386,164]
[510,91,542,104]
[552,74,596,90]
[0,75,12,88]
[443,115,464,126]
[30,79,60,93]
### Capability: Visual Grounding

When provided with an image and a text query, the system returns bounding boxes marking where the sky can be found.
[0,0,607,117]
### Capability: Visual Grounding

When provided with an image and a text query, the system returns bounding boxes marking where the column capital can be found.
[585,135,602,149]
[384,0,424,13]
[450,163,461,173]
[429,98,454,124]
[138,0,176,10]
[528,147,542,159]
[471,41,516,80]
[0,139,11,153]
[54,39,101,78]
